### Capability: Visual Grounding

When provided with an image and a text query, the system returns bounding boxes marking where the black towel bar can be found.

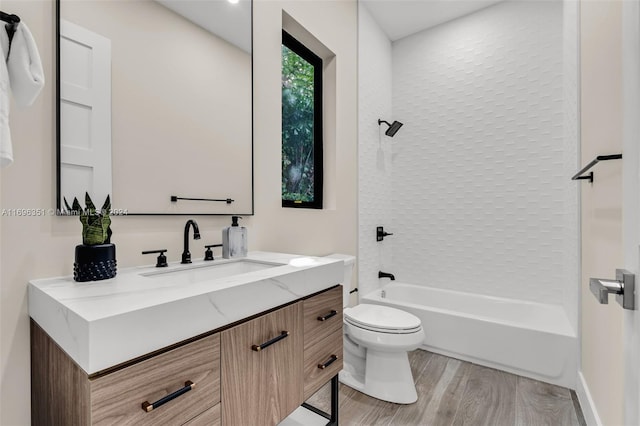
[572,154,622,183]
[170,195,234,204]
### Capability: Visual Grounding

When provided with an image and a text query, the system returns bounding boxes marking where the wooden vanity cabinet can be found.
[32,285,343,426]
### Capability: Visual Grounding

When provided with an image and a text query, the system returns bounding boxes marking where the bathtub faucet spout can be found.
[378,271,395,281]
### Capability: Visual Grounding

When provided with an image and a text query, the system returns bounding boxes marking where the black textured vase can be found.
[74,244,117,282]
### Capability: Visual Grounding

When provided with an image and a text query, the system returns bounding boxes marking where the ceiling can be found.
[154,0,505,54]
[362,0,505,41]
[156,0,252,53]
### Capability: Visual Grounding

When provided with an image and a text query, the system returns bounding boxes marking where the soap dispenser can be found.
[222,216,247,259]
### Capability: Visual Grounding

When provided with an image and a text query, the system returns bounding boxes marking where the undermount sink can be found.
[141,259,281,284]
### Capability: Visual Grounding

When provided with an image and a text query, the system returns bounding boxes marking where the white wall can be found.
[389,1,578,313]
[579,2,624,425]
[0,1,357,425]
[250,0,358,257]
[357,3,393,299]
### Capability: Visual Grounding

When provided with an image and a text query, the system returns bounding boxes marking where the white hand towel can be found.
[0,27,12,168]
[7,21,44,107]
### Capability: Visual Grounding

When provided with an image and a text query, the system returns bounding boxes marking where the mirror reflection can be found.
[57,0,253,215]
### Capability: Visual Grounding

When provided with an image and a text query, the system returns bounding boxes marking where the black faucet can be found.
[181,219,201,264]
[378,271,395,281]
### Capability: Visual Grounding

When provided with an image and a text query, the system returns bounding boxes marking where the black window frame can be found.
[281,30,323,209]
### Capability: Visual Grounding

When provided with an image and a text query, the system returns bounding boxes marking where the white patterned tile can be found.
[359,0,578,322]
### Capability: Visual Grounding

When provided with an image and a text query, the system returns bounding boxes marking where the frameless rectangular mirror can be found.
[56,0,253,215]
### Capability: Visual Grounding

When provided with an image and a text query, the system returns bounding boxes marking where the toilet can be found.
[326,254,425,404]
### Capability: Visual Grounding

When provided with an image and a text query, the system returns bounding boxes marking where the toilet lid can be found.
[344,304,422,333]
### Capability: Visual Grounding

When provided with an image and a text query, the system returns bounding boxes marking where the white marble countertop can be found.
[29,251,343,374]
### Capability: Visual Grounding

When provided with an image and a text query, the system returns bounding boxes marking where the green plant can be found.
[64,192,112,245]
[282,43,316,202]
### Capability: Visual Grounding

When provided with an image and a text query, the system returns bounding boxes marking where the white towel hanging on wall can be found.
[0,21,44,168]
[7,22,44,106]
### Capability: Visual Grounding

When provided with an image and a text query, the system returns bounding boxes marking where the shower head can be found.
[378,119,403,137]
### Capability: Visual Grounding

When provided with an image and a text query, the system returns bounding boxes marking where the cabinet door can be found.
[90,334,220,426]
[303,286,343,399]
[221,303,303,426]
[303,285,343,349]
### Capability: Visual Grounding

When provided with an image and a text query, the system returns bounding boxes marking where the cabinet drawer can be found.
[183,403,220,426]
[303,285,343,351]
[90,334,220,426]
[303,329,343,400]
[221,302,303,426]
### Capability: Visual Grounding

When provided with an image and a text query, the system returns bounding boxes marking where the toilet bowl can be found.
[325,254,425,404]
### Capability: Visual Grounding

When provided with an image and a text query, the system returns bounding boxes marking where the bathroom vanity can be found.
[28,252,344,425]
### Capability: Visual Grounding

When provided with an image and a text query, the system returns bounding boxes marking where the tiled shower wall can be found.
[388,0,578,317]
[357,4,393,300]
[561,0,580,335]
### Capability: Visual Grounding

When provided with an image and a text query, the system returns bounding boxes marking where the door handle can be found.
[589,269,635,310]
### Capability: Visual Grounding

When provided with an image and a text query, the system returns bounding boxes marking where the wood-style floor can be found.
[306,350,586,426]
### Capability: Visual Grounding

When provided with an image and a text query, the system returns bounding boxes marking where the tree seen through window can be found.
[281,31,323,209]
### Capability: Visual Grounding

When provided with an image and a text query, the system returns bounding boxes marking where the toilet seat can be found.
[344,304,422,334]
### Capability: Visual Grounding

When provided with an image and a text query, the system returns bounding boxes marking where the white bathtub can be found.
[361,282,577,389]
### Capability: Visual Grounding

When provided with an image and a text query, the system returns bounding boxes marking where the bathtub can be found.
[361,282,577,389]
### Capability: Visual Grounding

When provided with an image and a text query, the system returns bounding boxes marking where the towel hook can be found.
[0,11,20,50]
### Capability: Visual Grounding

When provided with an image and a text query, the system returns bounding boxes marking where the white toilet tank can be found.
[324,253,356,307]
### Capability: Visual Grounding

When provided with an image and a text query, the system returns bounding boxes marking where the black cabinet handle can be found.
[251,331,289,352]
[318,355,338,370]
[317,310,338,322]
[141,380,195,412]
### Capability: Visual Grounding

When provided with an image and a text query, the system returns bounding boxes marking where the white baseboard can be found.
[576,371,603,426]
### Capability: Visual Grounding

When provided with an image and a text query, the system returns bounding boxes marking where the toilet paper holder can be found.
[589,269,635,310]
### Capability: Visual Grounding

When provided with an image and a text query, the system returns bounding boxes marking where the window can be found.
[281,30,323,209]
